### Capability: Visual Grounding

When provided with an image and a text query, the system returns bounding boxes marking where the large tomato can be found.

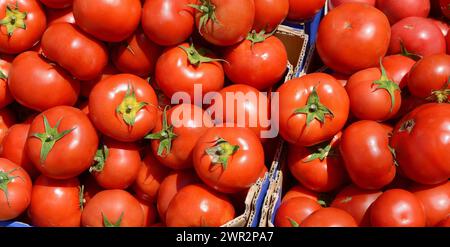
[0,158,31,221]
[370,189,426,227]
[73,0,141,42]
[46,7,74,26]
[133,154,170,203]
[329,0,375,9]
[253,0,288,32]
[8,51,80,112]
[300,207,357,227]
[89,74,159,142]
[81,189,144,227]
[316,3,390,75]
[39,0,72,9]
[29,175,82,227]
[382,54,416,89]
[191,0,254,46]
[0,107,14,144]
[193,127,265,193]
[391,103,450,185]
[376,0,430,24]
[0,56,13,108]
[410,181,450,226]
[0,0,46,54]
[274,197,322,227]
[165,184,235,227]
[141,0,195,46]
[26,106,99,179]
[287,0,325,21]
[277,73,349,147]
[282,185,319,203]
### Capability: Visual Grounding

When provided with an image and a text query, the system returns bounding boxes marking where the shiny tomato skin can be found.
[282,185,319,203]
[410,181,450,226]
[316,3,391,75]
[80,63,118,98]
[29,175,82,227]
[382,55,416,89]
[370,189,426,227]
[138,198,158,227]
[73,0,141,42]
[165,184,235,227]
[46,7,74,25]
[253,0,289,32]
[81,189,144,227]
[39,0,72,9]
[133,154,170,203]
[287,0,325,21]
[376,0,430,24]
[8,51,80,112]
[0,57,13,108]
[329,0,376,9]
[274,197,322,227]
[300,207,358,227]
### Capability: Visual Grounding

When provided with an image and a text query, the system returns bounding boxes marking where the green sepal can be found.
[205,138,240,170]
[0,168,20,207]
[373,59,400,113]
[116,84,148,127]
[0,2,27,37]
[89,145,109,173]
[294,87,334,126]
[144,106,177,157]
[102,212,124,227]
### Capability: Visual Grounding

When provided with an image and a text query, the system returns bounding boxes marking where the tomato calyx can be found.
[31,115,76,164]
[246,29,276,45]
[399,119,415,133]
[317,193,332,207]
[89,145,109,173]
[102,212,124,227]
[188,0,219,32]
[388,146,399,167]
[0,168,21,207]
[340,196,352,204]
[145,106,177,156]
[179,43,224,66]
[304,140,337,163]
[294,87,334,126]
[287,217,300,227]
[205,138,240,170]
[374,60,400,113]
[116,84,148,127]
[427,77,450,103]
[0,2,27,37]
[399,41,422,61]
[0,70,7,80]
[78,185,85,210]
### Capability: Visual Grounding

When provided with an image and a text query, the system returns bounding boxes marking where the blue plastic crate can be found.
[0,221,31,227]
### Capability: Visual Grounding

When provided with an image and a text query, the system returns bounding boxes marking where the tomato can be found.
[81,189,144,227]
[73,0,141,42]
[0,107,14,144]
[316,3,390,75]
[370,189,426,227]
[431,18,449,36]
[0,158,31,221]
[155,43,224,100]
[0,0,46,54]
[165,184,235,227]
[277,73,349,147]
[89,74,159,142]
[138,198,158,227]
[382,54,416,89]
[300,207,357,227]
[407,54,450,102]
[329,0,375,9]
[193,127,265,193]
[90,138,141,190]
[287,132,347,193]
[26,106,98,179]
[46,7,74,26]
[389,17,446,57]
[29,175,82,227]
[282,185,319,203]
[80,63,118,98]
[0,57,12,108]
[141,0,195,46]
[274,197,322,227]
[8,51,80,112]
[391,103,450,185]
[376,0,430,24]
[133,154,170,203]
[410,181,450,226]
[223,32,287,91]
[156,170,199,221]
[287,0,325,21]
[147,104,212,170]
[330,185,382,226]
[40,0,72,8]
[253,0,288,32]
[191,0,254,46]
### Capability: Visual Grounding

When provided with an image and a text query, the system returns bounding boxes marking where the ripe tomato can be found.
[147,104,212,170]
[253,0,288,32]
[287,0,325,21]
[316,3,390,75]
[193,127,265,193]
[329,0,376,9]
[223,32,287,91]
[330,185,382,226]
[382,54,416,89]
[81,189,144,227]
[26,106,99,179]
[274,197,322,227]
[410,181,450,226]
[376,0,430,24]
[431,18,449,36]
[0,56,13,108]
[165,184,235,227]
[0,0,46,54]
[391,103,450,185]
[0,158,31,221]
[155,43,224,100]
[370,189,426,227]
[46,7,74,26]
[80,63,118,98]
[282,185,319,203]
[288,132,347,193]
[89,74,159,142]
[29,175,82,227]
[277,73,349,147]
[73,0,141,42]
[39,0,72,9]
[133,154,170,203]
[141,0,195,46]
[389,17,446,57]
[300,207,357,227]
[191,0,254,46]
[138,198,158,227]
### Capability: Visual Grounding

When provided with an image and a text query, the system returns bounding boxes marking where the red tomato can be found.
[138,198,158,227]
[275,197,322,227]
[316,3,391,75]
[133,154,170,203]
[223,32,287,91]
[431,18,449,36]
[253,0,288,32]
[191,0,254,46]
[141,0,195,46]
[165,184,235,227]
[29,175,82,227]
[391,103,450,185]
[80,63,118,98]
[277,73,349,147]
[193,127,265,193]
[370,189,426,227]
[26,106,99,179]
[0,158,31,221]
[389,17,446,57]
[81,189,144,227]
[382,54,416,89]
[300,207,357,227]
[287,0,325,21]
[0,0,46,54]
[376,0,430,24]
[329,0,376,9]
[410,181,450,226]
[0,107,15,144]
[282,185,319,203]
[45,7,74,25]
[89,74,159,142]
[39,0,72,9]
[0,57,13,108]
[73,0,141,42]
